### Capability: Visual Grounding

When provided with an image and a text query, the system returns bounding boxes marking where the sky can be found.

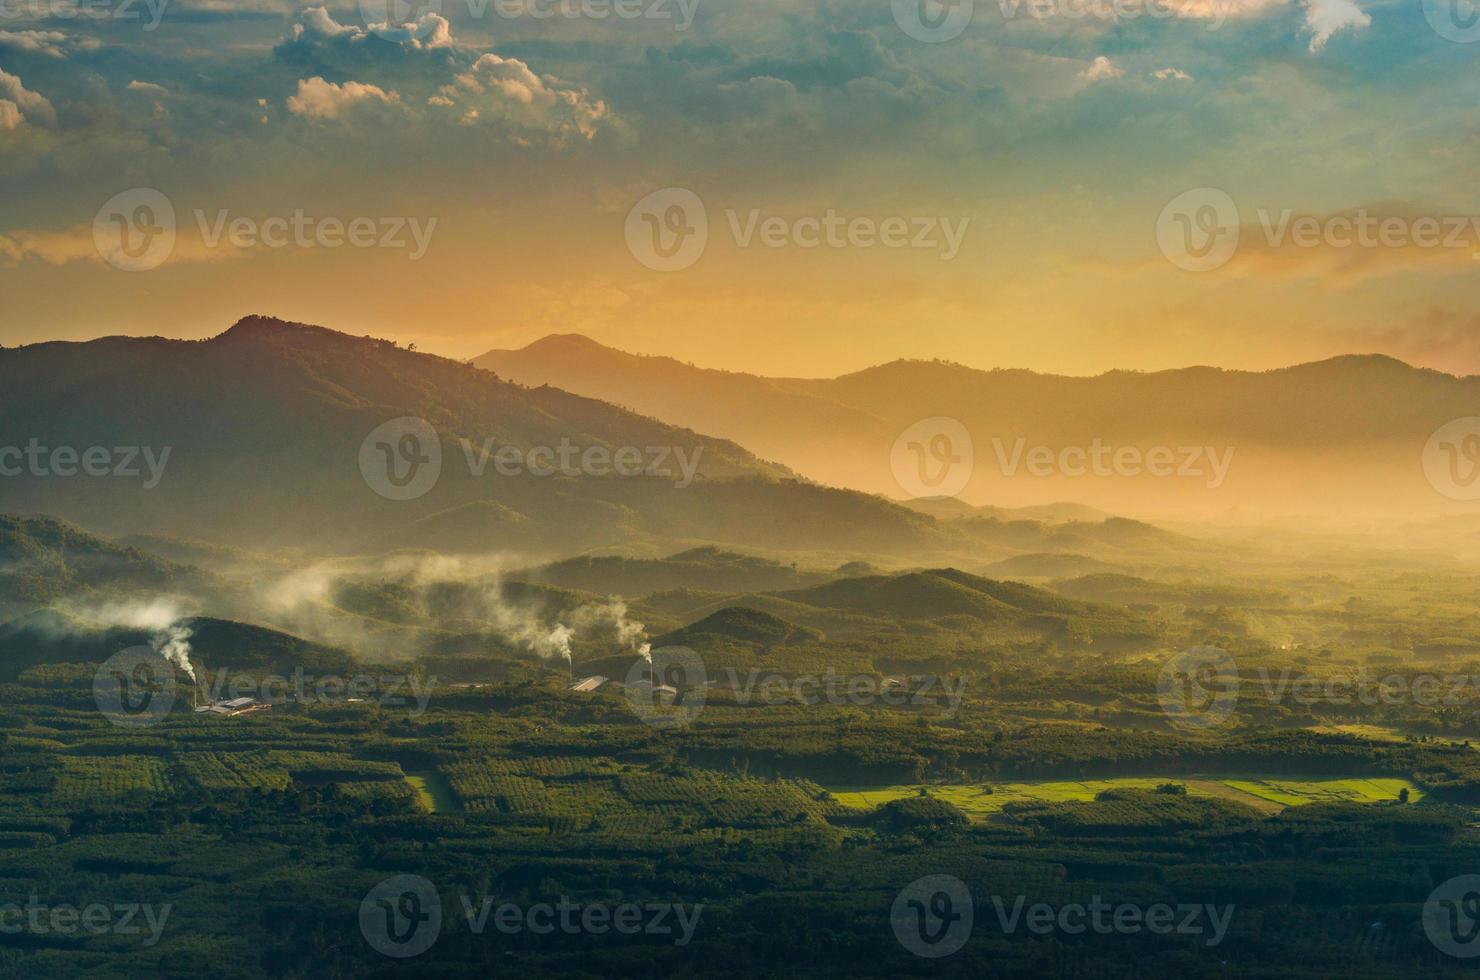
[1,0,1478,378]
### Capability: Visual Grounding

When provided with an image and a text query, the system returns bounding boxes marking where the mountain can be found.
[478,337,1480,520]
[0,317,946,559]
[477,334,890,493]
[641,566,1157,647]
[900,498,1111,523]
[0,610,354,682]
[653,606,823,648]
[1049,573,1285,609]
[776,568,1091,623]
[980,553,1123,579]
[0,514,204,618]
[516,547,832,596]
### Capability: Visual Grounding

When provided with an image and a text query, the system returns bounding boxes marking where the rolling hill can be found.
[776,568,1092,623]
[0,610,355,682]
[638,566,1158,649]
[516,547,835,596]
[0,514,205,618]
[653,606,823,648]
[979,553,1124,579]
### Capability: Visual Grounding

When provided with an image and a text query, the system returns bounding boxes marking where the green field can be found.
[1308,724,1411,742]
[1221,777,1423,807]
[825,775,1425,818]
[406,771,461,813]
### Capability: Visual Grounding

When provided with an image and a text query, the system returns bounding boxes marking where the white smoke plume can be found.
[259,552,651,666]
[60,597,198,682]
[151,622,197,683]
[566,599,650,652]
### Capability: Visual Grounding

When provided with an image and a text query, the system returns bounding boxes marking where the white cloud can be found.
[127,80,169,95]
[1152,67,1193,81]
[435,53,609,140]
[276,7,606,140]
[297,4,360,40]
[1172,0,1366,52]
[0,69,56,129]
[0,30,78,58]
[286,76,400,119]
[1081,56,1124,82]
[290,6,453,49]
[0,29,99,58]
[373,13,452,48]
[1305,0,1370,51]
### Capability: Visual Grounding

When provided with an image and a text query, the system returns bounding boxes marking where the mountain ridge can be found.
[0,316,950,559]
[478,334,1479,518]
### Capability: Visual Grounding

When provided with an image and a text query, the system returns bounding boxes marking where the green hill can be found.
[655,606,823,648]
[981,553,1122,579]
[0,514,203,616]
[1051,573,1284,608]
[521,547,830,596]
[0,612,354,682]
[777,568,1089,623]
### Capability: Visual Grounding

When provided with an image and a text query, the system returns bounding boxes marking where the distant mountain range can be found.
[478,335,1480,518]
[0,317,950,558]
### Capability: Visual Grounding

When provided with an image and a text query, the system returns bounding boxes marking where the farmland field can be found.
[406,770,460,813]
[825,775,1426,818]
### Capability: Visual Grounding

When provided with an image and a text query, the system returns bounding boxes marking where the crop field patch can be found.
[825,775,1426,818]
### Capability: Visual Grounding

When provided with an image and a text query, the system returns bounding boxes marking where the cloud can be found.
[1305,0,1370,51]
[372,13,453,48]
[1152,67,1193,81]
[1129,205,1480,285]
[286,76,400,119]
[1081,56,1124,82]
[127,80,170,95]
[0,222,235,267]
[0,69,56,130]
[0,30,90,58]
[285,6,453,52]
[434,53,609,140]
[1170,0,1366,50]
[272,7,606,138]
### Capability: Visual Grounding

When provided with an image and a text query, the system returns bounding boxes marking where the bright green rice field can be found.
[825,776,1425,818]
